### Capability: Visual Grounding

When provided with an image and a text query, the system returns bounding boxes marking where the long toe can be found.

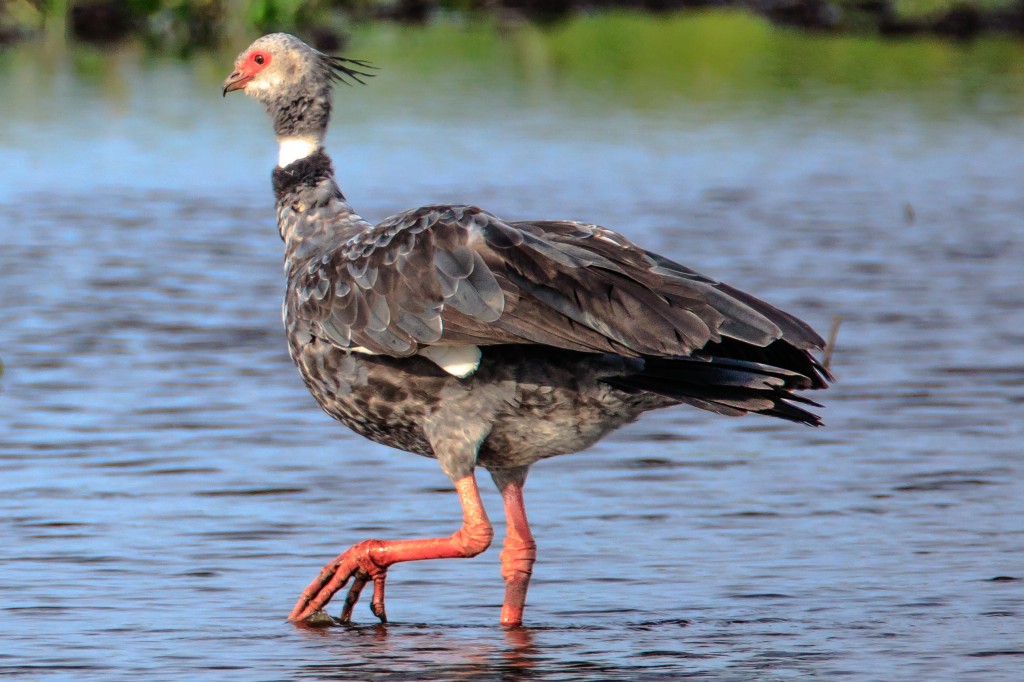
[287,542,374,622]
[370,572,388,623]
[338,570,372,623]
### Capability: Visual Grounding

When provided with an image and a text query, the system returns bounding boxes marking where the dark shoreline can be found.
[2,0,1022,49]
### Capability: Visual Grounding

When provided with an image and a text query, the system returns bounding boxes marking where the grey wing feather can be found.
[292,205,507,355]
[290,205,826,374]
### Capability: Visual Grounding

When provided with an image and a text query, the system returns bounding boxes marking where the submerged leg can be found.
[288,473,494,624]
[491,466,537,627]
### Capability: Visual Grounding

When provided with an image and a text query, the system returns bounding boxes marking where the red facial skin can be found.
[223,50,272,94]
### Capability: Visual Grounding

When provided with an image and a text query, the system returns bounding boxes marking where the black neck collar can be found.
[272,148,334,201]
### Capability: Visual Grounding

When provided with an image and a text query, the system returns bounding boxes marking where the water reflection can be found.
[292,624,538,680]
[293,622,713,679]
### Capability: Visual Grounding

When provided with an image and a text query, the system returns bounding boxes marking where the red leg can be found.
[288,474,494,624]
[497,477,537,627]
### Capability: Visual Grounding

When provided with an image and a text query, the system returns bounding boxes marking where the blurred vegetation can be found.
[1,0,1023,51]
[1,7,1022,151]
[344,11,1024,110]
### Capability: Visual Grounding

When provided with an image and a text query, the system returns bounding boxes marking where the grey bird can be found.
[223,33,831,627]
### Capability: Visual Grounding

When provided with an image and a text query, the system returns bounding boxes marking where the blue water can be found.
[2,28,1023,680]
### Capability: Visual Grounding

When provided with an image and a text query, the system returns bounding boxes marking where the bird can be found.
[223,33,831,628]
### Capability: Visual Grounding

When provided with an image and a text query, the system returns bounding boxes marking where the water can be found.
[2,15,1024,680]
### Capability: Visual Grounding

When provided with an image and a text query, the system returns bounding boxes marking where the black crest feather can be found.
[321,55,376,85]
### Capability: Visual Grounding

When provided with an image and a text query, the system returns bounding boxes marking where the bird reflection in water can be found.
[502,626,538,670]
[291,622,540,678]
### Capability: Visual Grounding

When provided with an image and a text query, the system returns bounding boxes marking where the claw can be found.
[288,539,387,624]
[370,572,388,623]
[339,571,370,623]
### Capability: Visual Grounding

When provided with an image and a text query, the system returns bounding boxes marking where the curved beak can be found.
[222,70,251,97]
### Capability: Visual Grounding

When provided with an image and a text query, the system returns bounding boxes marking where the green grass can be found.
[3,8,1024,131]
[532,10,1024,100]
[892,0,1011,21]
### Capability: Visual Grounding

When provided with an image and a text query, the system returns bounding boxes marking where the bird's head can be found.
[223,33,373,163]
[223,33,371,101]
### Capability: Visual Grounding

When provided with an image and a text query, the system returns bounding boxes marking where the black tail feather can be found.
[698,337,832,390]
[605,354,826,426]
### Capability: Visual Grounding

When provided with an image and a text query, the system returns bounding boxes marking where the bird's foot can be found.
[287,476,493,626]
[287,539,389,625]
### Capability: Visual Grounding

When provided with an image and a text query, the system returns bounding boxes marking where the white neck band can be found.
[278,137,320,167]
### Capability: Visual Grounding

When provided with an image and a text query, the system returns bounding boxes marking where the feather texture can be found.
[288,202,829,388]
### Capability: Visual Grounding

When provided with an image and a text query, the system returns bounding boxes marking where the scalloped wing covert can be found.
[291,204,826,360]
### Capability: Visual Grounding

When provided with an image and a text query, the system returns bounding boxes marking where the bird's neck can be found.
[268,86,331,166]
[277,136,322,167]
[272,149,372,264]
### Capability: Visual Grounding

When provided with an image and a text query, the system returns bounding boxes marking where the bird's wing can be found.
[291,204,824,359]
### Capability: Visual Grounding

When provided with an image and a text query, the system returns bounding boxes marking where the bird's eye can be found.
[254,54,265,65]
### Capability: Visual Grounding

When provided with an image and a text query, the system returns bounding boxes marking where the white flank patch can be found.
[278,137,320,167]
[349,346,379,355]
[418,345,481,378]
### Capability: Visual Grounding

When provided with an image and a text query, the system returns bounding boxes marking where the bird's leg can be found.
[288,473,493,624]
[493,468,537,627]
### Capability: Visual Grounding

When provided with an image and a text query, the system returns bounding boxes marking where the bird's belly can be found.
[290,339,439,456]
[477,380,645,469]
[289,338,654,469]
